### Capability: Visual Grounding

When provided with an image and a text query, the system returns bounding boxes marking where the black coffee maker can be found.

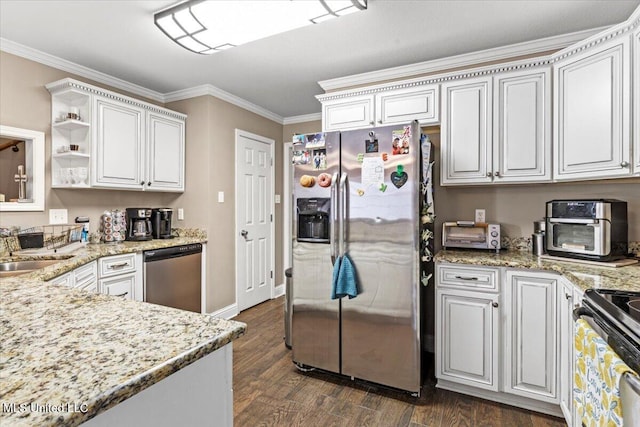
[125,208,153,241]
[151,208,173,239]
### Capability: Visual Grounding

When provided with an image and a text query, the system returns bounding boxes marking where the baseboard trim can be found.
[208,303,239,319]
[274,284,285,298]
[436,380,563,419]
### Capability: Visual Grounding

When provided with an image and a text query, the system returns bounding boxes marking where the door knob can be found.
[620,161,630,168]
[241,230,248,239]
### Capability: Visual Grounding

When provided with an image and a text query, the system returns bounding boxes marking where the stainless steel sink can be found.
[0,259,62,277]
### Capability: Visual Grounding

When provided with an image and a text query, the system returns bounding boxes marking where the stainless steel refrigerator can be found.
[291,122,422,394]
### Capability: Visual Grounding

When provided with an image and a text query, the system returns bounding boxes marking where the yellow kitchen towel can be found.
[574,318,638,427]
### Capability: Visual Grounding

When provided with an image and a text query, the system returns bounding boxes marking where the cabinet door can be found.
[494,68,551,183]
[146,112,185,192]
[553,37,631,180]
[436,290,499,391]
[322,95,374,132]
[375,85,439,126]
[93,96,145,189]
[74,260,97,293]
[99,273,137,301]
[48,271,73,287]
[441,77,492,185]
[504,271,558,403]
[634,28,640,174]
[559,279,576,424]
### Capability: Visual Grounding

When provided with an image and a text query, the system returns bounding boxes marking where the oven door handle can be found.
[548,218,599,225]
[573,306,592,321]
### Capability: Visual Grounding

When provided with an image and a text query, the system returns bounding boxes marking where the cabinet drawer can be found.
[99,253,137,278]
[48,271,73,287]
[437,264,499,292]
[99,273,136,300]
[74,260,97,285]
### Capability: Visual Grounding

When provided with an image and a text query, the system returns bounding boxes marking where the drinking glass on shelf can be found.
[77,167,88,185]
[67,168,77,184]
[58,168,69,184]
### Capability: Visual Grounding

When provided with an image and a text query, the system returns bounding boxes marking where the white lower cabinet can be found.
[559,279,584,427]
[98,253,143,302]
[48,260,97,293]
[436,290,500,391]
[503,270,558,403]
[436,263,567,418]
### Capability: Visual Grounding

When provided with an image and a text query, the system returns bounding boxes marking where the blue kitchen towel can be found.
[331,254,358,300]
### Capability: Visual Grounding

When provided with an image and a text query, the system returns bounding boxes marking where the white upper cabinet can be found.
[493,68,551,183]
[440,77,493,185]
[146,112,185,191]
[374,85,439,126]
[93,95,145,189]
[320,84,439,132]
[634,26,640,173]
[322,95,374,132]
[47,78,186,193]
[553,35,631,180]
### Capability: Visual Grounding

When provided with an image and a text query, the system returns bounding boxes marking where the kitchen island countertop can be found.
[435,249,640,293]
[0,234,246,426]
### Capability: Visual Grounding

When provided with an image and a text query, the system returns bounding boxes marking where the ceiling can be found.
[1,0,639,120]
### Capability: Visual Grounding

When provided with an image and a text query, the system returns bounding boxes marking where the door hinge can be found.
[270,270,273,279]
[270,214,273,222]
[270,157,273,166]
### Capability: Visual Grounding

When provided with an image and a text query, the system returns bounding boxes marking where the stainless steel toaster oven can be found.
[442,221,501,252]
[546,199,628,261]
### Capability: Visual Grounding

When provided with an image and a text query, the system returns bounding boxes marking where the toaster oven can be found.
[546,199,628,261]
[442,221,501,252]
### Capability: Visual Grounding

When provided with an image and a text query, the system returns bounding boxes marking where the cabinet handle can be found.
[620,161,629,168]
[454,275,478,281]
[140,181,145,186]
[114,292,129,298]
[147,181,152,186]
[369,121,375,125]
[565,293,572,300]
[378,120,383,124]
[108,262,129,269]
[492,302,499,308]
[486,172,492,177]
[494,171,500,177]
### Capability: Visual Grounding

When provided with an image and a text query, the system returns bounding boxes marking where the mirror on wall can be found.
[0,125,45,212]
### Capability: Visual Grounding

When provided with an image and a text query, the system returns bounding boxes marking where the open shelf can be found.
[53,119,90,131]
[53,152,90,159]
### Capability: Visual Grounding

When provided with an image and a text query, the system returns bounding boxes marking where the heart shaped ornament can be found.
[391,165,408,188]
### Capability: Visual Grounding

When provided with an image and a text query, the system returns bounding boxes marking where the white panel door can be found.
[634,27,640,173]
[504,270,558,403]
[436,290,499,391]
[93,96,144,189]
[146,112,185,192]
[494,68,551,182]
[441,77,492,185]
[322,95,374,131]
[375,85,439,126]
[559,279,577,424]
[99,273,137,301]
[554,37,631,180]
[236,130,273,312]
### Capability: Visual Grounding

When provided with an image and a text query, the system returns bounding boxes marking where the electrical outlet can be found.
[475,209,486,224]
[218,191,224,203]
[275,194,281,204]
[177,208,184,221]
[49,209,68,224]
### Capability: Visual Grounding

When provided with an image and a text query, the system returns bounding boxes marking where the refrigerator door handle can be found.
[330,172,339,264]
[339,172,348,257]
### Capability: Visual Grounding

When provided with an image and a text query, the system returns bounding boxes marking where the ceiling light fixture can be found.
[154,0,367,55]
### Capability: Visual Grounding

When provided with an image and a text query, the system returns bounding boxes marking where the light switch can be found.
[49,209,68,224]
[177,208,184,221]
[218,191,224,203]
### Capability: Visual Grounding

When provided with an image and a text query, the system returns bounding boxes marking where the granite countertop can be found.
[435,249,640,293]
[0,233,247,427]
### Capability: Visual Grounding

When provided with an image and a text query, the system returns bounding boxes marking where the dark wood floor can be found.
[233,297,566,426]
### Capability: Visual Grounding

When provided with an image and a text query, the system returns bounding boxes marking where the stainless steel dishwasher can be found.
[143,243,202,313]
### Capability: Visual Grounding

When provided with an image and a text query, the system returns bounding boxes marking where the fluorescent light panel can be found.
[155,0,367,54]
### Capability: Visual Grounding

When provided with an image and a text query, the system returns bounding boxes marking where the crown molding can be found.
[0,38,166,103]
[163,85,284,123]
[282,113,322,125]
[318,26,607,92]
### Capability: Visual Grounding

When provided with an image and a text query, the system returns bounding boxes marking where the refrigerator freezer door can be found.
[292,132,340,373]
[339,122,422,393]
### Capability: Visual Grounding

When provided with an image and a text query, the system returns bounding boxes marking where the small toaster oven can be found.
[442,221,501,252]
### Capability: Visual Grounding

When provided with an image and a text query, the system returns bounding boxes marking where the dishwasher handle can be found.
[144,243,203,262]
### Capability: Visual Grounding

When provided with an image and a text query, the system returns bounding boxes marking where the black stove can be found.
[579,289,640,373]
